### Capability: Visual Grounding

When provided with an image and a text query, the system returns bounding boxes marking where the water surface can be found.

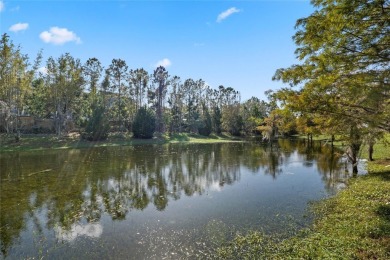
[0,140,358,259]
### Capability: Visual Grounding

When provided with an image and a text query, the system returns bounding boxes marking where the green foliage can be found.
[273,108,298,136]
[129,68,149,111]
[0,100,10,132]
[169,104,182,133]
[212,106,222,134]
[26,79,50,118]
[83,57,103,99]
[1,34,278,139]
[153,66,169,133]
[273,0,390,172]
[181,78,201,133]
[198,104,212,136]
[82,104,110,141]
[132,107,156,139]
[44,53,85,136]
[0,33,39,133]
[241,97,267,135]
[168,76,184,133]
[107,58,128,131]
[222,104,243,136]
[217,231,270,259]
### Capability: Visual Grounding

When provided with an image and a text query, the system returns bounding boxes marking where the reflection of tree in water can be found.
[279,139,349,193]
[263,145,284,178]
[290,139,318,167]
[0,149,91,256]
[315,144,348,193]
[0,141,346,257]
[247,141,284,179]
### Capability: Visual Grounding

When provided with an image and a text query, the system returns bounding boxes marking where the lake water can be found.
[0,139,360,259]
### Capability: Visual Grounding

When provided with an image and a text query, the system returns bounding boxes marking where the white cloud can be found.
[154,58,171,68]
[38,66,47,75]
[0,1,4,12]
[9,23,29,33]
[39,27,81,45]
[217,7,241,23]
[55,223,103,242]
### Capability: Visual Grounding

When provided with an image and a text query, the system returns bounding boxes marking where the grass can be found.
[216,134,390,259]
[0,132,244,152]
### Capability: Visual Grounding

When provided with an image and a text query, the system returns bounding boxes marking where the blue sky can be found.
[0,0,314,101]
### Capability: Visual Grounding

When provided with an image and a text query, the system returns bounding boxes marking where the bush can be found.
[132,107,156,139]
[213,106,222,134]
[198,106,212,136]
[82,105,110,141]
[31,126,55,134]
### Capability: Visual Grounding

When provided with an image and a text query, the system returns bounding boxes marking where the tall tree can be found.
[182,78,199,132]
[100,69,111,109]
[44,53,84,136]
[26,78,51,119]
[0,33,40,137]
[168,76,183,133]
[198,102,212,136]
[241,97,268,135]
[273,0,390,173]
[129,68,149,111]
[83,57,103,104]
[222,103,242,136]
[218,86,242,135]
[153,66,169,133]
[108,59,128,131]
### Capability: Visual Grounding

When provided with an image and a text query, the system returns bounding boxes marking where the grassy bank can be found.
[217,135,390,259]
[0,132,244,152]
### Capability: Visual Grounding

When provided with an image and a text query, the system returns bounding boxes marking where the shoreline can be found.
[217,134,390,259]
[0,132,246,153]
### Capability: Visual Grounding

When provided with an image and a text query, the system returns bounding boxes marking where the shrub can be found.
[82,105,110,141]
[213,106,222,134]
[198,106,212,136]
[132,107,156,139]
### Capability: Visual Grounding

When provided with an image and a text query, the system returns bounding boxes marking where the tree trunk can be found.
[352,164,358,175]
[349,126,361,176]
[346,143,360,175]
[368,142,374,161]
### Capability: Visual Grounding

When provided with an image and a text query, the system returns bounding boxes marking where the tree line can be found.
[0,33,270,140]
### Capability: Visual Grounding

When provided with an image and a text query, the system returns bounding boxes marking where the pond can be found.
[0,139,362,259]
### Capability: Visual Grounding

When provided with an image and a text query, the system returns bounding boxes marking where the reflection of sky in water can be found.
[55,223,103,242]
[0,141,355,259]
[341,158,368,174]
[209,181,223,191]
